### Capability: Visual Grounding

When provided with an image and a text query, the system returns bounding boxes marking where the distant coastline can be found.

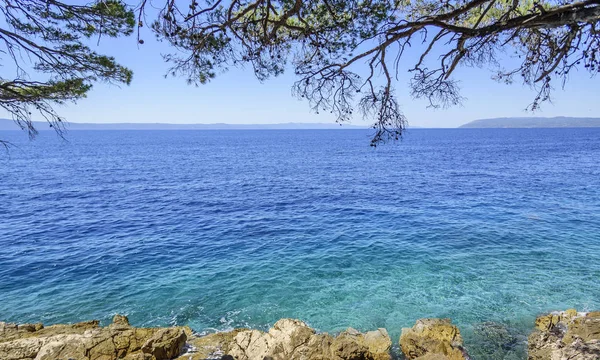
[4,117,600,131]
[460,116,600,128]
[0,119,367,131]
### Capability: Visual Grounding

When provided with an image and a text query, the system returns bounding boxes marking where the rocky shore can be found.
[1,310,598,360]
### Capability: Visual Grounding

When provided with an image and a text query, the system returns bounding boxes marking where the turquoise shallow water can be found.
[1,128,599,358]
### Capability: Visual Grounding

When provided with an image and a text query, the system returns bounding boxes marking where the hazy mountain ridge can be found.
[460,117,600,128]
[0,119,367,131]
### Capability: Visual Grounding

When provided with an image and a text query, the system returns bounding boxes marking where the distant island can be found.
[0,119,367,131]
[4,117,599,131]
[460,116,600,128]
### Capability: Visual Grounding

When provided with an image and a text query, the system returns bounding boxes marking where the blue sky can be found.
[3,17,599,128]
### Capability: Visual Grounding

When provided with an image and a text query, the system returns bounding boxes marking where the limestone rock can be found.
[177,329,246,360]
[142,328,187,359]
[528,309,600,360]
[268,318,316,356]
[35,334,88,360]
[0,336,44,360]
[2,316,393,360]
[112,314,131,328]
[400,318,468,360]
[0,322,43,343]
[181,319,391,360]
[363,328,393,358]
[329,330,371,360]
[294,332,335,359]
[229,329,270,359]
[0,316,187,360]
[329,327,391,360]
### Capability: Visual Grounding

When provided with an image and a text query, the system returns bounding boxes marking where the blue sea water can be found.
[1,128,599,358]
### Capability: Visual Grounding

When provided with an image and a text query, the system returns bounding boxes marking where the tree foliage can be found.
[146,0,600,145]
[0,0,135,139]
[2,1,599,145]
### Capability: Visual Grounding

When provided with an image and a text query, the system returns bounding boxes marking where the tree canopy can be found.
[0,0,134,138]
[2,0,600,145]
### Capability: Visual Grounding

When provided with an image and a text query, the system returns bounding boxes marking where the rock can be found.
[0,315,188,360]
[112,314,131,328]
[17,324,44,333]
[0,322,43,343]
[177,328,246,360]
[1,320,99,346]
[228,319,317,360]
[0,336,44,360]
[1,316,392,360]
[330,330,370,359]
[363,328,393,357]
[229,329,271,359]
[142,328,187,359]
[330,327,391,360]
[400,318,468,360]
[268,318,316,356]
[35,334,89,360]
[182,319,391,360]
[528,309,600,360]
[294,332,335,359]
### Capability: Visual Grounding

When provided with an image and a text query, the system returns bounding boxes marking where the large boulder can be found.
[180,319,392,360]
[141,328,187,359]
[226,319,323,359]
[0,315,187,360]
[363,328,393,356]
[330,327,392,360]
[528,309,600,360]
[399,319,468,360]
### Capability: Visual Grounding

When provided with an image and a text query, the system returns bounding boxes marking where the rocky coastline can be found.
[1,310,598,360]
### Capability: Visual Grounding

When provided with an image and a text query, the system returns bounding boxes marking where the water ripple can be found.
[1,129,599,359]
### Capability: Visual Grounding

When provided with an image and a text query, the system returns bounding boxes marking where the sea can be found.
[1,128,599,359]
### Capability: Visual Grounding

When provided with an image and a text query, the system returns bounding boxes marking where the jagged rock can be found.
[363,328,393,358]
[229,329,271,359]
[0,322,44,343]
[330,330,370,359]
[112,314,131,328]
[0,336,45,360]
[0,316,187,360]
[528,309,600,360]
[293,332,335,359]
[269,318,317,356]
[141,328,187,359]
[227,319,317,359]
[399,318,468,360]
[330,327,391,360]
[177,329,247,360]
[1,316,393,360]
[181,319,391,360]
[35,334,89,360]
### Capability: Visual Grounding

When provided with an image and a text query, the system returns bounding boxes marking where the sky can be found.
[2,9,600,128]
